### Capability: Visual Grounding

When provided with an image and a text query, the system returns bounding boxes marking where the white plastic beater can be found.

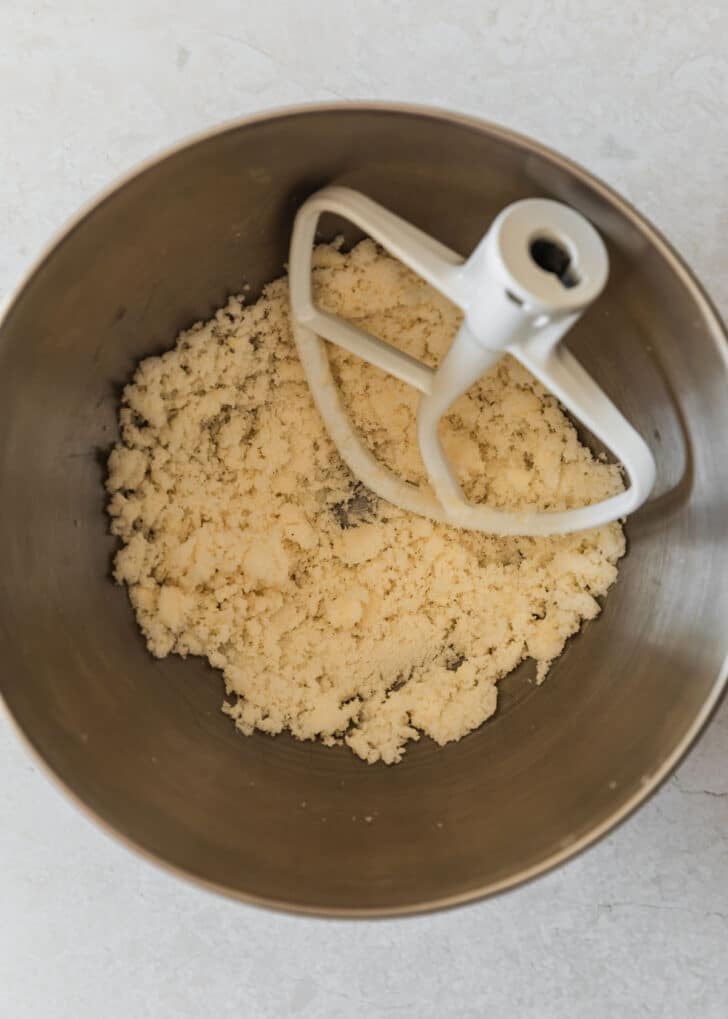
[289,187,656,536]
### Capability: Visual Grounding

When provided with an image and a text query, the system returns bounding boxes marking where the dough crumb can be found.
[107,240,625,764]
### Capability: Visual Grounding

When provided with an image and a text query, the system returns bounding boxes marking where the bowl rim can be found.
[1,100,727,919]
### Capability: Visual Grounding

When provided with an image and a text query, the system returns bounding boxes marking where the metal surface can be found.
[0,104,726,917]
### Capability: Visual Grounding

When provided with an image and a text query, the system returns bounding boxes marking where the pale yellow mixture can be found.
[107,240,625,763]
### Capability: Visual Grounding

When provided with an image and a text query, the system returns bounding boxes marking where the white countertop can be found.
[1,2,727,1016]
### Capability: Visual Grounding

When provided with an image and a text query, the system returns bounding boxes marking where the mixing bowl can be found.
[1,104,726,916]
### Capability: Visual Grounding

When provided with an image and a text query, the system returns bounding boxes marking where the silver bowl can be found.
[1,104,726,916]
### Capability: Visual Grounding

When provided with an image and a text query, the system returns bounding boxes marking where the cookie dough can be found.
[107,240,625,763]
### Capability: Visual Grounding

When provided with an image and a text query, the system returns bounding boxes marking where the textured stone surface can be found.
[1,1,727,1016]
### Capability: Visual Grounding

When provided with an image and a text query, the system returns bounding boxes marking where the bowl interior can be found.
[1,107,726,914]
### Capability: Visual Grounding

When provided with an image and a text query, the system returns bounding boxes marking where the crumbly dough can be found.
[107,240,625,764]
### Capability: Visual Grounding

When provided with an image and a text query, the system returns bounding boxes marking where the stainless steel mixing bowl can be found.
[1,104,726,916]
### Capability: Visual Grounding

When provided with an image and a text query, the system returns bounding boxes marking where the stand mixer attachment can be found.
[289,186,656,536]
